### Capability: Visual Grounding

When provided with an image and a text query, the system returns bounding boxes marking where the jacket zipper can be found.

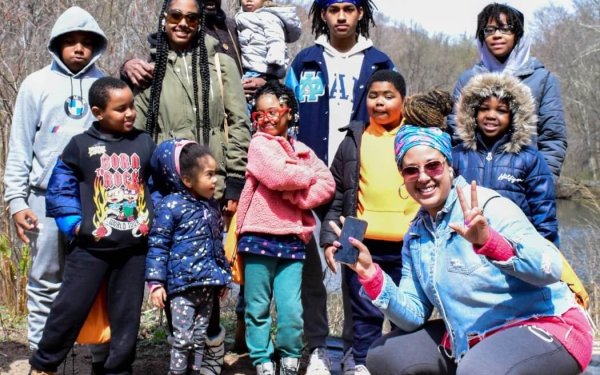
[351,126,362,216]
[485,151,493,185]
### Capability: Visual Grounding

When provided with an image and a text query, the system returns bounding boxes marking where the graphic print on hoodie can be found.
[46,124,155,250]
[4,6,107,215]
[91,148,151,241]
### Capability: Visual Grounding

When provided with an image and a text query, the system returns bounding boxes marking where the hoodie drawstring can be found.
[69,77,84,101]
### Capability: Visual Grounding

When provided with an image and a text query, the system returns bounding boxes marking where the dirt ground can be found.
[0,289,338,374]
[0,306,258,375]
[0,336,257,375]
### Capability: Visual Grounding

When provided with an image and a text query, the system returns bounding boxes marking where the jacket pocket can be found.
[447,255,487,275]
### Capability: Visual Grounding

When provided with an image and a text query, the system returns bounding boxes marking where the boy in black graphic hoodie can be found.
[30,77,155,375]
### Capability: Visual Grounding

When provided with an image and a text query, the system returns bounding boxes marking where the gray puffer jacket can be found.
[235,6,301,78]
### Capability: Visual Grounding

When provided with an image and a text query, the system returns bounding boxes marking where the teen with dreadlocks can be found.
[284,1,397,374]
[447,3,567,181]
[133,0,251,372]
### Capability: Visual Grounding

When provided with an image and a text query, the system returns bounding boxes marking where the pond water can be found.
[557,199,600,284]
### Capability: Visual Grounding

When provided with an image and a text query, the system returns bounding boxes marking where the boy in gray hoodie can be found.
[3,6,107,352]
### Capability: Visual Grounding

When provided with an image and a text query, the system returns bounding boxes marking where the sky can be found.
[372,0,574,38]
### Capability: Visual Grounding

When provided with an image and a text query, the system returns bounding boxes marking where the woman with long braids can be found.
[134,0,250,373]
[135,0,250,205]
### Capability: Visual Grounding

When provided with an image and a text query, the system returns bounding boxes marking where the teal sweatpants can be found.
[243,253,304,366]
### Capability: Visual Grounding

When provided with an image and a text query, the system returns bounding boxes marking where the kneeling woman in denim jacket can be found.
[328,125,593,375]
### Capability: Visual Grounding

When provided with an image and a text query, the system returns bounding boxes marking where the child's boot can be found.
[256,361,276,375]
[279,358,299,375]
[200,324,225,375]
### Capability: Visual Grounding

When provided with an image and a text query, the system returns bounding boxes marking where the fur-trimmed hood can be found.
[455,73,537,153]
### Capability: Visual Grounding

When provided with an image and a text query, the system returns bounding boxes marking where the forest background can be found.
[0,0,599,325]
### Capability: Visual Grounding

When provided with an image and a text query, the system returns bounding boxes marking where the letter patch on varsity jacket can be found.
[298,71,326,103]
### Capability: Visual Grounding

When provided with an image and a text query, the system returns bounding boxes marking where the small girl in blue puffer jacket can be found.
[146,139,231,375]
[451,73,558,246]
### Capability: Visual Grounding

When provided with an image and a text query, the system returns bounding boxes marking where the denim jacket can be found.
[368,176,575,361]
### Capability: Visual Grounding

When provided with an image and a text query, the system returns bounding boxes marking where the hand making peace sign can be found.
[448,181,491,247]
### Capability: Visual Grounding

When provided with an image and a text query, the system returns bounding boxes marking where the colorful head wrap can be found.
[394,125,453,166]
[314,0,360,7]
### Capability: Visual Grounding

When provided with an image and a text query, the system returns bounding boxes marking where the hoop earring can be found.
[398,184,408,200]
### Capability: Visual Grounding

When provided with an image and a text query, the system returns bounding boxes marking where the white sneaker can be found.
[256,361,276,375]
[306,347,331,375]
[340,348,355,375]
[354,365,371,374]
[200,324,225,375]
[279,357,299,375]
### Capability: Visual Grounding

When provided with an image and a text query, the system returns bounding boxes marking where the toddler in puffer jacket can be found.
[146,139,231,375]
[235,0,301,81]
[451,73,559,246]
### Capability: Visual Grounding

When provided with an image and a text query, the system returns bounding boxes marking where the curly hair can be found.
[89,77,129,110]
[179,142,214,179]
[367,69,407,97]
[146,0,211,145]
[252,81,299,129]
[309,0,378,38]
[476,3,525,45]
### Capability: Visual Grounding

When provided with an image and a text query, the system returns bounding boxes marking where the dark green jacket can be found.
[135,35,250,201]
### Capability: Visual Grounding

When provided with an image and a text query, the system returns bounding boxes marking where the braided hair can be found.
[146,0,211,145]
[309,0,377,38]
[476,3,525,45]
[403,90,453,130]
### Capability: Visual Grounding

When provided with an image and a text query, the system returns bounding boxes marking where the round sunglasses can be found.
[164,10,201,29]
[400,160,446,182]
[251,107,290,126]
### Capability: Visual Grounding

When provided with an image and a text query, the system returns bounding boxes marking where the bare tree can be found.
[532,0,600,180]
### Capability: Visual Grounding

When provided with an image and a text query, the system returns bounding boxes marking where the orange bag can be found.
[224,213,244,285]
[76,281,111,344]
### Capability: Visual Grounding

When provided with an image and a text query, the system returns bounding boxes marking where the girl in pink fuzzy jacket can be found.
[236,81,335,374]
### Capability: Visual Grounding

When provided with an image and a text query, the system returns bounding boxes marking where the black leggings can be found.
[366,320,580,375]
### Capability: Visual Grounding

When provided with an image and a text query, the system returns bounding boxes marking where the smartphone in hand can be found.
[334,217,368,265]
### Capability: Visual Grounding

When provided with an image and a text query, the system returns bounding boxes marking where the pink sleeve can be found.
[246,137,314,191]
[282,149,335,209]
[474,229,515,261]
[358,263,384,300]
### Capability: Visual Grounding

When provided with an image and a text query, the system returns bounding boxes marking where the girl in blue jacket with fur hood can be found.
[451,73,558,246]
